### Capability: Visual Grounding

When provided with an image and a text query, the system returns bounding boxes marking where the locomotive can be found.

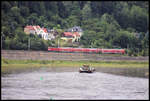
[48,47,125,54]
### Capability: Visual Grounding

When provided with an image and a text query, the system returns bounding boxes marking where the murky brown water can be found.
[1,67,149,100]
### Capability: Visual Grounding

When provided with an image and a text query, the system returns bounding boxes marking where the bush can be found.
[127,49,133,56]
[133,53,138,56]
[125,49,128,54]
[40,60,47,64]
[140,49,149,56]
[4,37,11,49]
[2,58,9,64]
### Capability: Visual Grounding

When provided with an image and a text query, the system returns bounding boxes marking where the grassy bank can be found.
[2,58,149,73]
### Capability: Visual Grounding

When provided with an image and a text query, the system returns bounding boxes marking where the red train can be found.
[48,47,125,54]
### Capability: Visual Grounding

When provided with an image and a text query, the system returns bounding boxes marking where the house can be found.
[32,26,48,40]
[61,32,80,42]
[73,32,80,42]
[24,25,36,35]
[63,32,74,38]
[49,29,59,37]
[46,29,55,40]
[61,32,74,42]
[47,29,59,40]
[67,26,83,32]
[132,32,140,39]
[65,26,83,42]
[24,25,55,40]
[67,26,83,36]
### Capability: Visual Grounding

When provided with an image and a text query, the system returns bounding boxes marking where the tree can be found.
[1,1,11,13]
[41,40,48,50]
[26,13,38,25]
[39,1,46,15]
[3,37,11,49]
[130,5,148,32]
[20,6,29,17]
[112,30,137,48]
[57,2,67,18]
[100,13,120,30]
[10,6,20,17]
[2,26,10,38]
[66,15,80,28]
[114,2,131,29]
[30,39,42,50]
[99,13,120,47]
[14,27,26,41]
[81,1,92,20]
[70,1,81,16]
[80,30,97,47]
[38,16,47,27]
[100,1,115,15]
[90,2,102,17]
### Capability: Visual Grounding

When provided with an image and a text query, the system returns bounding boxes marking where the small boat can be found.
[79,67,95,73]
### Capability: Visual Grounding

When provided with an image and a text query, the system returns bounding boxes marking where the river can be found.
[1,67,149,100]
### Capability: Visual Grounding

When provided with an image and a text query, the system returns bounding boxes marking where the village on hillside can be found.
[23,25,145,48]
[24,25,83,44]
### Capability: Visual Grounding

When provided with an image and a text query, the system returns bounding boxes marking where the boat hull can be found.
[79,67,95,73]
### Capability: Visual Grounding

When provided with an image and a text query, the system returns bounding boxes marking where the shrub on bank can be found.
[1,58,9,64]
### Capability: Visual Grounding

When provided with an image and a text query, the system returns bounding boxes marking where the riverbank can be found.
[2,58,149,78]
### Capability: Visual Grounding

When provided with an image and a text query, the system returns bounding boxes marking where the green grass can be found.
[2,58,149,71]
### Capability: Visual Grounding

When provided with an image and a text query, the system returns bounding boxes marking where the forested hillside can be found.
[1,1,149,56]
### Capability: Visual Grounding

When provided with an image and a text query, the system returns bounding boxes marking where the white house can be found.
[32,26,54,40]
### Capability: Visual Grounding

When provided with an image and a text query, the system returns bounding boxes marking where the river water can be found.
[1,68,149,100]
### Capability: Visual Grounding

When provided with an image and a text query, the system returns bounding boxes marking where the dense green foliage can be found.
[1,1,149,56]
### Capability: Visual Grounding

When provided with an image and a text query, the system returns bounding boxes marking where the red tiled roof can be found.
[64,32,80,37]
[43,28,47,33]
[25,26,35,30]
[36,26,41,29]
[74,32,80,37]
[64,32,74,37]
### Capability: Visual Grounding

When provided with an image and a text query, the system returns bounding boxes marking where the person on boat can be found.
[82,64,90,70]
